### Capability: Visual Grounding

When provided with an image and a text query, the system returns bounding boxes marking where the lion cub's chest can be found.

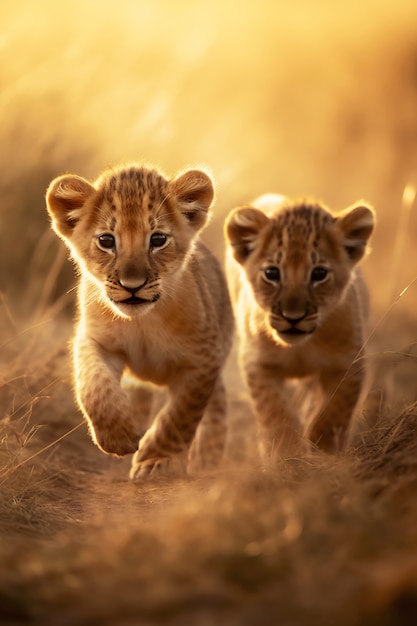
[91,317,194,385]
[243,331,350,379]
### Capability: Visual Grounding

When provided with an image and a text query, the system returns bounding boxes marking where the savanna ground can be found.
[2,1,417,624]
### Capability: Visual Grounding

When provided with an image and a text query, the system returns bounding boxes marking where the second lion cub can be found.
[225,194,374,457]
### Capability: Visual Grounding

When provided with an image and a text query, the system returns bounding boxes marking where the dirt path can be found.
[2,319,417,625]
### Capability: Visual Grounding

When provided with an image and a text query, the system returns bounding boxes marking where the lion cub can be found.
[225,194,374,457]
[46,164,233,478]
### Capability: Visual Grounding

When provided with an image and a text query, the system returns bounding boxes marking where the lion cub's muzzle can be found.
[113,275,160,308]
[269,304,319,345]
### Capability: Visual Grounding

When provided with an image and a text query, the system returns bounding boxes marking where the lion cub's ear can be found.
[335,203,375,264]
[171,169,214,231]
[225,207,269,264]
[46,175,95,240]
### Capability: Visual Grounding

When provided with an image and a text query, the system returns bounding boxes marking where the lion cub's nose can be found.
[280,309,307,324]
[118,277,146,293]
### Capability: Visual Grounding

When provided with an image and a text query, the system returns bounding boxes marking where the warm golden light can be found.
[1,4,417,624]
[1,0,417,319]
[0,1,416,308]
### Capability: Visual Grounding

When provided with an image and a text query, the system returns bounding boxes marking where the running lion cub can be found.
[225,194,374,458]
[46,163,233,478]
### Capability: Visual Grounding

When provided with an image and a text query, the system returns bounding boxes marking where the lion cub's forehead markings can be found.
[109,214,116,231]
[271,204,334,263]
[98,166,170,232]
[257,203,335,272]
[260,230,283,266]
[93,193,117,232]
[310,250,320,265]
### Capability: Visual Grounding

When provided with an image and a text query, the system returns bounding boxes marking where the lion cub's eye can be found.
[97,234,116,250]
[264,266,280,282]
[311,266,329,283]
[150,232,168,248]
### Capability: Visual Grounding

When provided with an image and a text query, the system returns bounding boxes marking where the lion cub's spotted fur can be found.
[46,164,233,478]
[225,194,374,457]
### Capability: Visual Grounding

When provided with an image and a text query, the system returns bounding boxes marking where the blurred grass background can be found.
[1,0,417,323]
[2,3,417,624]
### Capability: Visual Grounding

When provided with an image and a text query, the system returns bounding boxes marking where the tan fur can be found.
[225,194,375,457]
[46,163,233,478]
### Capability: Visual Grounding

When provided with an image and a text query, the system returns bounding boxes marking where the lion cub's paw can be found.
[308,421,346,454]
[129,453,186,480]
[94,420,141,457]
[187,443,223,475]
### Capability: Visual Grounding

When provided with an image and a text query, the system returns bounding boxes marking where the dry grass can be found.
[1,300,417,626]
[2,1,417,624]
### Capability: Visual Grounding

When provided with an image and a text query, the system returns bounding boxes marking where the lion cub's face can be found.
[46,165,214,318]
[225,196,374,345]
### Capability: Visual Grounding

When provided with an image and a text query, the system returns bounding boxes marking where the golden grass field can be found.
[1,1,417,624]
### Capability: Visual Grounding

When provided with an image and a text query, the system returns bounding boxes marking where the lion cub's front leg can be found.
[74,335,142,456]
[187,377,227,474]
[245,362,305,460]
[308,367,363,453]
[130,368,220,479]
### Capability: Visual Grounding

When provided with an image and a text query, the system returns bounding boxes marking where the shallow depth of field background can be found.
[1,0,417,323]
[2,2,417,625]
